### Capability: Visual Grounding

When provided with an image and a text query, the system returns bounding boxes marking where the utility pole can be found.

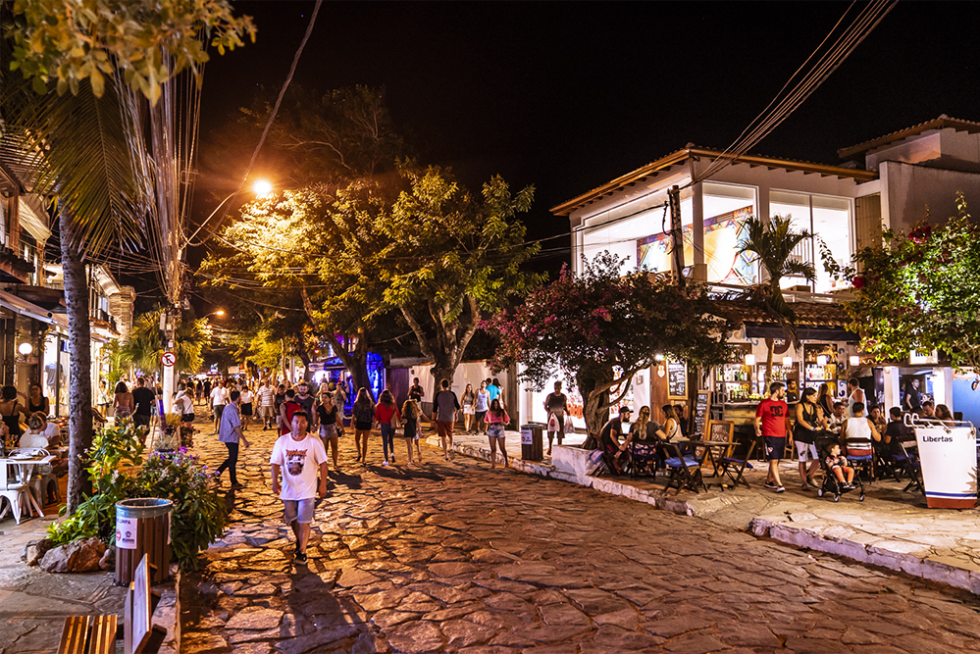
[668,185,686,287]
[160,307,178,414]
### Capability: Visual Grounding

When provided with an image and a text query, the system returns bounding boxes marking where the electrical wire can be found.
[692,0,897,184]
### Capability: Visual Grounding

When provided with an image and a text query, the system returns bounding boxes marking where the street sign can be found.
[161,352,177,367]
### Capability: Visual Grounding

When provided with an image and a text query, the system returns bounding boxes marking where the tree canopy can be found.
[486,252,737,435]
[828,193,980,372]
[5,0,254,103]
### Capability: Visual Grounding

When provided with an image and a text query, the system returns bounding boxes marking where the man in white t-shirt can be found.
[270,410,328,564]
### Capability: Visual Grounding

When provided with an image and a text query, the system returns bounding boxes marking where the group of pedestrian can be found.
[459,378,503,436]
[754,376,940,494]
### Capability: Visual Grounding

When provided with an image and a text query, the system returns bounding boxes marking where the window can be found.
[702,183,757,285]
[769,190,852,293]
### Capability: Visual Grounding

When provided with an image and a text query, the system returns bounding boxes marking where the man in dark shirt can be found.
[600,406,632,474]
[131,377,156,431]
[884,406,914,457]
[295,381,317,431]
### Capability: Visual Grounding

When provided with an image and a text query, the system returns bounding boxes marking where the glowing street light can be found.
[254,179,273,197]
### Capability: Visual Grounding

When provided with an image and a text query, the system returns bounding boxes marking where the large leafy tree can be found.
[2,0,253,512]
[486,252,737,437]
[200,185,392,394]
[736,215,815,384]
[373,165,544,385]
[828,194,980,372]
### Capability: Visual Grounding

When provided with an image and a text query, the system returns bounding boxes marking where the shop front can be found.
[0,288,70,416]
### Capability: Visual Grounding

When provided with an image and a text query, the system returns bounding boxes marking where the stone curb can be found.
[431,436,980,596]
[749,517,980,595]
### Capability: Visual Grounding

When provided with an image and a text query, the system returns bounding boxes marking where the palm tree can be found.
[736,215,816,385]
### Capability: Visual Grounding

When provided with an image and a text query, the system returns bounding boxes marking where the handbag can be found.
[389,409,401,430]
[586,449,607,476]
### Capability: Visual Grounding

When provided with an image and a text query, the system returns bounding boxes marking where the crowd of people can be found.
[754,378,942,494]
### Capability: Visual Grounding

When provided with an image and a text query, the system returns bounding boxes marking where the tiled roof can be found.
[712,298,853,328]
[837,115,980,160]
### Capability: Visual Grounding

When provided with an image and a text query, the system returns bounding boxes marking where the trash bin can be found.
[912,419,977,509]
[521,423,545,461]
[115,498,173,586]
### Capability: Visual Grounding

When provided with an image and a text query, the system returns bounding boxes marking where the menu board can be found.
[668,361,687,399]
[708,420,734,444]
[693,391,709,438]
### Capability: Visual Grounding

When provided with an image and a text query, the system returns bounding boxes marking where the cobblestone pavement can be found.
[180,425,980,654]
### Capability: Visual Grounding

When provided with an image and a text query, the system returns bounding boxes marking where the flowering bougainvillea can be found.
[486,252,737,436]
[829,192,980,372]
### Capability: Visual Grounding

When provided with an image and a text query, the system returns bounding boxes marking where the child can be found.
[401,399,424,465]
[825,443,855,489]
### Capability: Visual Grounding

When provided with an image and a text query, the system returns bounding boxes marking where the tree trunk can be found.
[280,339,288,383]
[61,213,93,514]
[576,366,613,440]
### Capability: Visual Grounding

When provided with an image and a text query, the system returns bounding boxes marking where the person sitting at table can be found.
[599,406,632,475]
[20,412,62,449]
[0,385,29,440]
[661,405,682,441]
[626,406,669,474]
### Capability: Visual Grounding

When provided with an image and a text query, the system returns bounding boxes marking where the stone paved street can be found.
[179,425,980,654]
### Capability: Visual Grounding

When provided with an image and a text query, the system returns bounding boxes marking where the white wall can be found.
[880,161,980,234]
[409,360,509,407]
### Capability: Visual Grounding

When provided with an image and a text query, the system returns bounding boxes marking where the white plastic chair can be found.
[0,460,32,524]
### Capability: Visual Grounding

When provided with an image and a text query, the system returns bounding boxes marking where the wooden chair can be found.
[662,442,707,494]
[716,439,757,489]
[57,554,165,654]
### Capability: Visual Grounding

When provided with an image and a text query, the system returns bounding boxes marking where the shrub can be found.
[133,449,227,570]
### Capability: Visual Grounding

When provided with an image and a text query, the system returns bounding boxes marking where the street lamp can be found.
[254,179,273,197]
[205,309,226,318]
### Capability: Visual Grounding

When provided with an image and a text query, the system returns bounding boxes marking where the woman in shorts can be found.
[239,385,254,431]
[317,393,343,469]
[352,388,376,464]
[486,398,511,469]
[474,381,490,435]
[401,398,424,464]
[461,383,476,434]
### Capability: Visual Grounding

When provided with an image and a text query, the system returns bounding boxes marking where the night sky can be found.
[189,0,978,278]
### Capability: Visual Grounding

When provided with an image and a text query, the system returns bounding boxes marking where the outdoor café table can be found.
[676,440,730,487]
[0,453,51,518]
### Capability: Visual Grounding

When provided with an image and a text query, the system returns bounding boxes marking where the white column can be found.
[933,367,954,410]
[162,364,174,414]
[883,366,901,411]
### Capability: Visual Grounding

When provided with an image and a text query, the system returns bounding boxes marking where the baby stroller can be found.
[815,434,865,503]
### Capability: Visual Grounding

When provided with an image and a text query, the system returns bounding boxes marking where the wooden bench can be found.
[57,554,165,654]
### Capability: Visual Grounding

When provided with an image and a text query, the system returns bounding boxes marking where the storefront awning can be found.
[0,288,69,332]
[744,325,859,342]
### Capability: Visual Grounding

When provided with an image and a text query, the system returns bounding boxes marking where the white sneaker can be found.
[382,460,389,467]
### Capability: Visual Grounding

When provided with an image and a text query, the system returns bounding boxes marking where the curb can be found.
[431,436,980,596]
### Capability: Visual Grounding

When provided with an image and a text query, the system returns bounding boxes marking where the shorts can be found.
[795,441,818,462]
[283,498,315,525]
[355,421,373,431]
[763,436,786,461]
[437,420,454,438]
[214,405,225,420]
[475,411,487,422]
[488,424,505,438]
[241,403,253,416]
[259,405,275,419]
[181,413,195,423]
[321,423,338,439]
[463,405,475,415]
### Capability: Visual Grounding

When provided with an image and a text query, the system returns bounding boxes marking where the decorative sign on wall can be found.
[667,360,687,399]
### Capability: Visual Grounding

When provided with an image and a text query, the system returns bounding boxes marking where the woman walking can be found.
[401,398,424,464]
[461,383,476,434]
[375,390,402,466]
[474,381,490,435]
[794,387,825,490]
[352,388,376,464]
[317,393,343,469]
[114,381,135,419]
[486,398,511,469]
[239,384,254,431]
